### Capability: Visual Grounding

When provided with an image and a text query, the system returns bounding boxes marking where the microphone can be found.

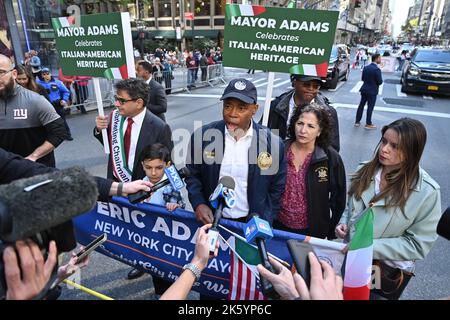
[437,207,450,241]
[244,213,279,299]
[207,176,236,253]
[0,167,98,243]
[128,166,190,204]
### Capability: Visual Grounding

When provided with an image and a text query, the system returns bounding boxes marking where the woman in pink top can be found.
[274,103,347,239]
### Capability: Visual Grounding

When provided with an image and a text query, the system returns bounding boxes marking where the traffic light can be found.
[355,0,361,8]
[138,1,144,14]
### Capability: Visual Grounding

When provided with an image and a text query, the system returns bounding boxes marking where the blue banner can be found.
[74,197,309,299]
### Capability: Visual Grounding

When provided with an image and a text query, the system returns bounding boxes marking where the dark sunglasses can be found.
[114,95,136,105]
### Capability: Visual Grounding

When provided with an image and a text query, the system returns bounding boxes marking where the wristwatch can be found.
[183,263,201,281]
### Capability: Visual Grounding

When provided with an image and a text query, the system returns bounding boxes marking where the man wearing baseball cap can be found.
[186,78,287,228]
[265,74,340,152]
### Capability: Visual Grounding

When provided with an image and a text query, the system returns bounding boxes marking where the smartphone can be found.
[286,240,316,287]
[75,233,107,263]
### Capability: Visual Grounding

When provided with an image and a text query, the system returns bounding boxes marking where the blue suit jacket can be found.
[360,62,383,95]
[185,120,287,224]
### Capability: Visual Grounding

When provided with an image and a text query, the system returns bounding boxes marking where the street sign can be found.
[185,12,194,20]
[52,12,135,79]
[223,4,338,77]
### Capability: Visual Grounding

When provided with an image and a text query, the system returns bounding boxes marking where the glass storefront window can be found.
[215,0,226,16]
[194,0,210,16]
[158,0,172,17]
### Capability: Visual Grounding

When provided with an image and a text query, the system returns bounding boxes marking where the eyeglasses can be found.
[114,95,136,105]
[299,82,321,90]
[0,68,14,78]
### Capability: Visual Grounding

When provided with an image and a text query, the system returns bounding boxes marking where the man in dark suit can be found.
[355,53,383,129]
[94,78,172,283]
[135,60,167,122]
[186,78,287,226]
[93,78,173,182]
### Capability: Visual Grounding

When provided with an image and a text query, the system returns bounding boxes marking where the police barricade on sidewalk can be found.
[207,63,226,87]
[73,197,346,299]
[74,78,115,112]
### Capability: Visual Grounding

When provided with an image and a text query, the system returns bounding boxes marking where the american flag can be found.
[227,237,265,300]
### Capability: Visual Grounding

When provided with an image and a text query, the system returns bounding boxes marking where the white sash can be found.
[109,110,132,182]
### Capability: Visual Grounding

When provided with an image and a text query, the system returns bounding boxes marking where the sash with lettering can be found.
[109,109,132,182]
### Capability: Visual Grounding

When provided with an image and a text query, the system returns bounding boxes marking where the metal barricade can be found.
[75,78,115,112]
[206,63,226,86]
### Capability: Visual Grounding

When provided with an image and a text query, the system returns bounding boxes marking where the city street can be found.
[57,66,450,300]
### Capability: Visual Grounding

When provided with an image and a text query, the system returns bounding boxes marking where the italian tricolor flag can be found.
[343,207,374,300]
[226,4,266,17]
[289,62,329,78]
[52,16,76,29]
[104,65,129,80]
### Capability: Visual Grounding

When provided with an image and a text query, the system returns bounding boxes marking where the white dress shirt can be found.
[219,122,253,219]
[122,108,146,172]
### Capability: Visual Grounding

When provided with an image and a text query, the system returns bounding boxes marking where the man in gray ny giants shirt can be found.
[0,54,68,167]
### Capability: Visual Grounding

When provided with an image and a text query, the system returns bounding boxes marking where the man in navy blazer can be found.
[186,78,287,225]
[355,53,383,129]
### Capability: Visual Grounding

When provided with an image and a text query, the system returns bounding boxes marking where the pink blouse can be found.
[278,148,312,230]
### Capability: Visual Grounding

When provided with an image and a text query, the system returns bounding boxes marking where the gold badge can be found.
[316,167,328,182]
[204,151,215,159]
[257,152,272,170]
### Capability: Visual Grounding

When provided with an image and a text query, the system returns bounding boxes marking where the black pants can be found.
[74,84,88,113]
[52,101,72,136]
[355,93,377,125]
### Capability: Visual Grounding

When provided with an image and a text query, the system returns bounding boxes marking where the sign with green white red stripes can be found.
[223,4,338,77]
[52,12,135,79]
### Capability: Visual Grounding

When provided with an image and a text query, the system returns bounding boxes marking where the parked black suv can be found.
[324,44,350,89]
[401,48,450,95]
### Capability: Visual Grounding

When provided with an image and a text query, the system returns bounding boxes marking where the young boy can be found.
[127,143,185,286]
[140,143,185,211]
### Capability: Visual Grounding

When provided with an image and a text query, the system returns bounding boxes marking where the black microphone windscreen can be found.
[437,207,450,241]
[0,167,98,242]
[219,176,235,190]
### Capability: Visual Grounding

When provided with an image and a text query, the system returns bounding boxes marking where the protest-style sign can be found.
[52,12,135,79]
[223,4,338,77]
[222,4,338,127]
[52,12,135,154]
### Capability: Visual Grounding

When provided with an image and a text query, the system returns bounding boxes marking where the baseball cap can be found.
[41,67,50,73]
[290,74,325,83]
[220,78,257,104]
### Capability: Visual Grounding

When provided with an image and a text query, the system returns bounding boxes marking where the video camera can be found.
[0,167,98,299]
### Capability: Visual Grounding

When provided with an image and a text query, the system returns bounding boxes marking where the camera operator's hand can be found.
[3,240,57,300]
[121,180,153,196]
[109,180,153,197]
[293,252,343,300]
[257,257,299,300]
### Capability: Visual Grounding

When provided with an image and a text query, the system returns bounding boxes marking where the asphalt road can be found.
[57,65,450,300]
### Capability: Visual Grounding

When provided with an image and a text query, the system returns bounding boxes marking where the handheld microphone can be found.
[128,166,190,204]
[244,213,279,299]
[437,207,450,241]
[0,166,98,243]
[207,176,236,253]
